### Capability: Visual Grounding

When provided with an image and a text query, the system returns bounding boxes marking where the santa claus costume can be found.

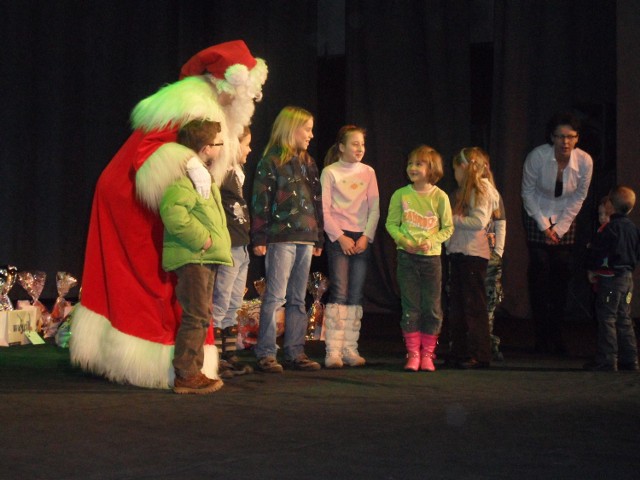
[70,40,267,389]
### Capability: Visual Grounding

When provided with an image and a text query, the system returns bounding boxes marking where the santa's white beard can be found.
[225,87,257,137]
[210,91,257,185]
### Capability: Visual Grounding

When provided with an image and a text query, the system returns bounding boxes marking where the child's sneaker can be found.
[283,353,321,371]
[222,353,254,376]
[256,356,284,373]
[218,359,238,379]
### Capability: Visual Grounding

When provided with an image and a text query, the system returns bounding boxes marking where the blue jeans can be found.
[326,231,370,305]
[397,250,443,334]
[255,243,313,360]
[212,245,250,330]
[595,272,638,365]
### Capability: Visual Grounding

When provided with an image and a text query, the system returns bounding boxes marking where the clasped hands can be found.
[338,234,369,256]
[402,237,432,254]
[544,227,561,245]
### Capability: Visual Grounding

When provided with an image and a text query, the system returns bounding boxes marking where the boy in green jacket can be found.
[160,119,232,394]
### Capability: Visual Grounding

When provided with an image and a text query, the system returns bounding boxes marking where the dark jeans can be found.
[448,253,490,363]
[173,263,217,378]
[326,231,370,305]
[397,250,443,335]
[595,272,638,365]
[527,243,575,351]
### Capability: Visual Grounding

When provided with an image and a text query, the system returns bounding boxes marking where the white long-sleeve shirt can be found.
[320,160,380,242]
[446,179,500,259]
[521,143,593,238]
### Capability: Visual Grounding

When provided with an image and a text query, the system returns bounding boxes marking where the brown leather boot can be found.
[173,372,223,394]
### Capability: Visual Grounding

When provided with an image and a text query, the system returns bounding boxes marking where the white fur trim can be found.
[225,64,250,86]
[131,76,225,133]
[135,143,194,211]
[69,303,219,389]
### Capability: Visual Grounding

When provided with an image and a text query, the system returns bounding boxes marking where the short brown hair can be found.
[609,185,636,215]
[408,145,443,184]
[177,119,221,152]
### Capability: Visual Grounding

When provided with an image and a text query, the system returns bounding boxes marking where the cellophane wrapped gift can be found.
[17,271,50,333]
[236,278,285,350]
[0,265,18,311]
[306,271,329,340]
[55,307,75,348]
[46,272,78,338]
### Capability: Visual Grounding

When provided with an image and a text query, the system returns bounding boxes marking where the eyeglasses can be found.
[207,142,224,147]
[553,134,578,141]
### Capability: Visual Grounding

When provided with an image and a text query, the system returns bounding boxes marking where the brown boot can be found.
[173,372,223,394]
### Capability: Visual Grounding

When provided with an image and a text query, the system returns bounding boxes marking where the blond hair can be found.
[452,147,493,216]
[263,106,313,165]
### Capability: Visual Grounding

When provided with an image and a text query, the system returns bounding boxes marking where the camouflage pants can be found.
[485,251,503,354]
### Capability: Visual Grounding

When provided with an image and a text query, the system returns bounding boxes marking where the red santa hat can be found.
[179,40,254,78]
[179,40,267,90]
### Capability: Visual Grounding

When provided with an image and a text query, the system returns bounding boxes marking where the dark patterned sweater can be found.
[220,167,250,247]
[250,147,324,248]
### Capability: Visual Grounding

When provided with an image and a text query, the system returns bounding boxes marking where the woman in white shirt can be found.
[521,111,593,354]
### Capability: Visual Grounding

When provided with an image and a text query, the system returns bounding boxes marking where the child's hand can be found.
[402,237,419,254]
[353,235,369,254]
[253,245,267,256]
[202,237,212,251]
[338,235,356,255]
[419,240,432,253]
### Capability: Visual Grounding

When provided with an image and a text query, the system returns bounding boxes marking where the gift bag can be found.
[0,305,40,346]
[17,271,50,333]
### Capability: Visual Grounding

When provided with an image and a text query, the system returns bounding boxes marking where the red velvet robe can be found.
[70,127,216,389]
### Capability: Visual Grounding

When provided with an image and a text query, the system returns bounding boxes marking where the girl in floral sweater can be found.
[250,106,324,373]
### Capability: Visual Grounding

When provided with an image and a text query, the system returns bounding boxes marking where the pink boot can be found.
[403,331,421,372]
[420,334,438,372]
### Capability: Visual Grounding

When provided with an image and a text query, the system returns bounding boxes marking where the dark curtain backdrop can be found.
[1,1,638,319]
[617,0,640,316]
[489,0,617,319]
[345,0,628,319]
[345,0,472,313]
[0,0,318,300]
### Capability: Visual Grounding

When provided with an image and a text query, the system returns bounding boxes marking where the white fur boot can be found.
[323,303,345,368]
[343,305,366,367]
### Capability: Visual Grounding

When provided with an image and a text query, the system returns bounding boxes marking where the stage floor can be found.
[1,314,639,479]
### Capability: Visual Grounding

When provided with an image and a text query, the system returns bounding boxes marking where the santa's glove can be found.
[186,157,211,199]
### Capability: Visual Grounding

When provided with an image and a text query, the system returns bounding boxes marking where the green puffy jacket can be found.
[160,176,232,271]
